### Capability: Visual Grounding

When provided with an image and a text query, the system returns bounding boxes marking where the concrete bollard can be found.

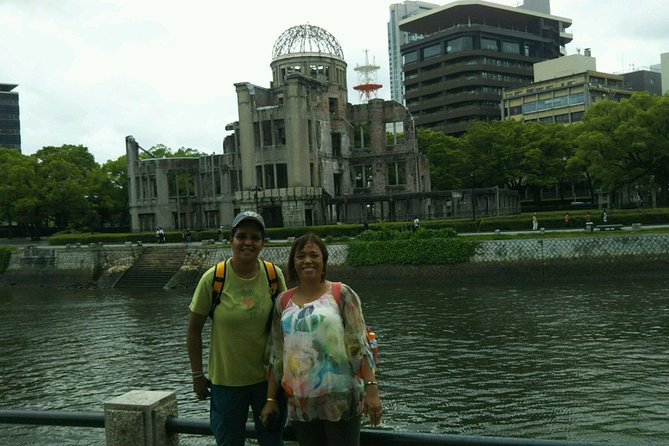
[104,390,179,446]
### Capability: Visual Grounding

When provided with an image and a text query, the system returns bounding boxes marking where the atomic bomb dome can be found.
[271,24,344,61]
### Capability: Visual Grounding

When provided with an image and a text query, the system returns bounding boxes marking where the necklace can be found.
[296,282,329,304]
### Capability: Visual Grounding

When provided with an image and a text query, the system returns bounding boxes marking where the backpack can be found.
[278,282,378,363]
[209,260,280,330]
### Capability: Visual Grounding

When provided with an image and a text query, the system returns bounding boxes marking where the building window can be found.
[264,164,275,189]
[508,105,522,116]
[262,120,272,147]
[274,120,286,145]
[481,38,498,51]
[388,162,406,186]
[277,163,288,188]
[385,121,405,146]
[502,41,520,54]
[329,97,338,114]
[354,165,373,188]
[255,165,263,188]
[403,51,418,65]
[230,170,242,193]
[446,36,473,54]
[215,173,221,195]
[333,173,342,197]
[331,132,342,156]
[353,123,370,149]
[422,43,441,60]
[168,172,195,197]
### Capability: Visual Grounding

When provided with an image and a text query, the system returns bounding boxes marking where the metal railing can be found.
[0,408,636,446]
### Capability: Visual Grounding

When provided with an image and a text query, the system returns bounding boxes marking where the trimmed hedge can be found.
[347,238,480,266]
[43,207,669,245]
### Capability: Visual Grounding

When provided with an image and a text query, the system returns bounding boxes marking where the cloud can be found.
[2,0,668,163]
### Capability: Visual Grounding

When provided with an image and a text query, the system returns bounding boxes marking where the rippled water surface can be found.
[1,281,668,445]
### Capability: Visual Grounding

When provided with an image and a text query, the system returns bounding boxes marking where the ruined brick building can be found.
[127,24,432,231]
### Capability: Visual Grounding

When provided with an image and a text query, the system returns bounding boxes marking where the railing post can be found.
[104,390,179,446]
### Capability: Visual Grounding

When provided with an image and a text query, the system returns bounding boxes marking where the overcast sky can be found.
[1,0,668,164]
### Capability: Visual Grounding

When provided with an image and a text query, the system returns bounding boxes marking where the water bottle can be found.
[368,331,378,363]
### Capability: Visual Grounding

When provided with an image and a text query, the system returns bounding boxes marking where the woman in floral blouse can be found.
[261,233,381,446]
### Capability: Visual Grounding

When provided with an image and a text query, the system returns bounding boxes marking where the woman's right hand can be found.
[260,400,281,431]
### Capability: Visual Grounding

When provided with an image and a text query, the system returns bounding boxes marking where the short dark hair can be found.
[287,233,329,284]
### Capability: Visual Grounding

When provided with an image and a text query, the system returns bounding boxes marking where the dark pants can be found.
[292,414,361,446]
[209,381,285,446]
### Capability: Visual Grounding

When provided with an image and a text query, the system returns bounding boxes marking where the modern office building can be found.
[398,0,572,135]
[388,1,440,104]
[501,52,633,124]
[0,83,21,152]
[126,24,433,231]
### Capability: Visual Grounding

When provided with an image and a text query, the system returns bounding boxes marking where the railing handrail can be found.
[0,408,638,446]
[0,409,104,428]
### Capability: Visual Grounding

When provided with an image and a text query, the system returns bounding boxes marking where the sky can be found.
[1,0,668,164]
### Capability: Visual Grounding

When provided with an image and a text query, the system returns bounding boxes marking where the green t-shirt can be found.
[189,259,286,386]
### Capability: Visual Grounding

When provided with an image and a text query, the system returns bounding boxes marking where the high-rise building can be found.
[0,83,21,152]
[399,0,572,135]
[388,1,440,104]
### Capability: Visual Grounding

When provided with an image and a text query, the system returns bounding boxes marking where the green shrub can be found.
[347,238,479,266]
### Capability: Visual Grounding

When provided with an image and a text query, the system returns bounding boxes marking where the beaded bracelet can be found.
[365,381,378,387]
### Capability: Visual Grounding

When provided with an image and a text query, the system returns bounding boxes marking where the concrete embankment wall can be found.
[1,245,142,288]
[2,233,669,288]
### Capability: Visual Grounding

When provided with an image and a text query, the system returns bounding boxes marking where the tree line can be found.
[0,144,201,238]
[418,92,669,207]
[1,92,667,237]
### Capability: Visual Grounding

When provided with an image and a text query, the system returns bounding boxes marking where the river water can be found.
[1,280,668,445]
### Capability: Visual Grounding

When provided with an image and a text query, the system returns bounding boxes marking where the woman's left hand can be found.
[363,386,382,426]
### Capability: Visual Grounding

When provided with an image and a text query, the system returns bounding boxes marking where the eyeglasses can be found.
[234,233,263,242]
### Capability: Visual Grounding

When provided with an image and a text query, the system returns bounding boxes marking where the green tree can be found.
[0,148,40,237]
[573,92,669,206]
[33,145,98,230]
[416,128,470,189]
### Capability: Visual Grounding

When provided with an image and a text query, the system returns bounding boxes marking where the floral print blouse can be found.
[268,282,374,422]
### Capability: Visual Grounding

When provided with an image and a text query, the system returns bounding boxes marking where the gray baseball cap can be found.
[231,211,265,230]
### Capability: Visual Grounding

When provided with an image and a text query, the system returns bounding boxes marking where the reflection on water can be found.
[1,281,668,445]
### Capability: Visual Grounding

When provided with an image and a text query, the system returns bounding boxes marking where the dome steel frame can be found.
[272,24,344,61]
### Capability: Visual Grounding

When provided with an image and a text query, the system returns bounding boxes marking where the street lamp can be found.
[251,185,263,213]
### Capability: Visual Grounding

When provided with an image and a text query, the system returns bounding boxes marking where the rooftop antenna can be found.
[353,50,382,103]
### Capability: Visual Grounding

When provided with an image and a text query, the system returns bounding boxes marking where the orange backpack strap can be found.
[263,261,279,300]
[209,260,227,319]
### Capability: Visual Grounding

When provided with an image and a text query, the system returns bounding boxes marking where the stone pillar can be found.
[105,390,179,446]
